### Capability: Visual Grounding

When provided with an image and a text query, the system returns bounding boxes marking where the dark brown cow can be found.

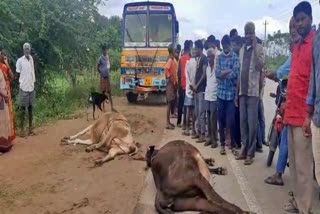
[145,140,254,214]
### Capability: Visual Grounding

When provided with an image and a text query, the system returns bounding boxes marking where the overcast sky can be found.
[99,0,320,41]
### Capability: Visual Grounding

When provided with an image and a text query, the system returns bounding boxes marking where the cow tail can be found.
[129,141,139,156]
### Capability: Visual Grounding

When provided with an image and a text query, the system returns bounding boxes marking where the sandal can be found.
[192,135,200,139]
[169,123,176,128]
[196,137,206,143]
[182,131,190,136]
[231,149,239,156]
[220,148,226,155]
[284,193,299,213]
[166,125,175,130]
[235,155,246,160]
[204,140,212,147]
[211,143,218,148]
[264,175,284,186]
[244,158,254,165]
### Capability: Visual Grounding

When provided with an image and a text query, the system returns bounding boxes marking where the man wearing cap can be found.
[16,43,36,136]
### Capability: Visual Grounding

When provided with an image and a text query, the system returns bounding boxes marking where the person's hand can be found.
[302,116,312,138]
[190,84,196,92]
[4,56,9,66]
[265,72,274,80]
[234,95,239,108]
[221,70,232,78]
[252,35,257,49]
[3,95,8,104]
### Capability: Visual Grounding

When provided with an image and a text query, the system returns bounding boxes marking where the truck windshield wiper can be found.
[150,46,160,75]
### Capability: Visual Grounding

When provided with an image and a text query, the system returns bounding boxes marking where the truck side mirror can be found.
[175,21,179,34]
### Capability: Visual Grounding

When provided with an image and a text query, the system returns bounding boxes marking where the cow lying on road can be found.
[145,140,253,214]
[61,111,138,165]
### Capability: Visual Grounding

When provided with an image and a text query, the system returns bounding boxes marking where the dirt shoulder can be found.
[0,97,166,214]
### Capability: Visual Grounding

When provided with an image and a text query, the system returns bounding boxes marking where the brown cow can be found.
[61,111,138,165]
[145,140,254,214]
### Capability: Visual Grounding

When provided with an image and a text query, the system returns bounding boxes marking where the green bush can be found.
[266,55,288,72]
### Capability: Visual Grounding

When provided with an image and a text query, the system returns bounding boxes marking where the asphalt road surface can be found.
[133,80,320,214]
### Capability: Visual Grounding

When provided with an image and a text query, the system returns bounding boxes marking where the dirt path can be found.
[0,97,166,214]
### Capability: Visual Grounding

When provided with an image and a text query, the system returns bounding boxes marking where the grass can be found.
[12,70,122,129]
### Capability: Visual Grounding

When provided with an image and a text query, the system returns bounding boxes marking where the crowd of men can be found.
[164,1,319,213]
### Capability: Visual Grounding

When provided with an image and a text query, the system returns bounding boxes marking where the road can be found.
[0,80,319,214]
[0,97,167,214]
[133,80,320,214]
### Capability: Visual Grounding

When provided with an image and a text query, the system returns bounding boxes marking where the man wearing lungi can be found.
[16,43,36,136]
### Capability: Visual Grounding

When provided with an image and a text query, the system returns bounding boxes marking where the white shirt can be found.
[16,55,36,92]
[205,64,218,101]
[185,58,197,98]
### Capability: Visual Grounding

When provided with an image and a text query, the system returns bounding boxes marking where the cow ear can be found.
[149,145,155,152]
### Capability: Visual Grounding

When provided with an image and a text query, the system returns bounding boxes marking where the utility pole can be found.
[263,20,269,46]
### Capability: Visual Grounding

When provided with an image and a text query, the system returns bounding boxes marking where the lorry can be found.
[120,1,179,103]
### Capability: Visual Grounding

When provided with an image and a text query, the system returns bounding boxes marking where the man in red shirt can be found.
[164,45,178,130]
[177,40,191,129]
[284,2,316,213]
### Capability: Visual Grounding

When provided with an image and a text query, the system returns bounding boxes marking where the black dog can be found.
[87,92,108,121]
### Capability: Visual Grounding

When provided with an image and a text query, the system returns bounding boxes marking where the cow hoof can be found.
[205,158,215,166]
[60,138,69,145]
[94,159,103,165]
[220,167,227,175]
[85,146,95,153]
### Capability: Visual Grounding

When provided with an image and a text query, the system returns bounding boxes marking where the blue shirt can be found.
[276,54,291,80]
[98,54,110,79]
[306,30,320,127]
[216,51,239,101]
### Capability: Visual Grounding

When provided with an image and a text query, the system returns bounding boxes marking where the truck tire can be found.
[126,92,138,103]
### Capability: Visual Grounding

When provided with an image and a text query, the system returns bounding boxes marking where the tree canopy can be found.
[0,0,122,94]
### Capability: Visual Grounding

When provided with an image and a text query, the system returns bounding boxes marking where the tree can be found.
[0,0,122,92]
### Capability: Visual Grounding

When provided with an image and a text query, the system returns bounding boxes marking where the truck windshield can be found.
[124,14,147,47]
[149,14,173,47]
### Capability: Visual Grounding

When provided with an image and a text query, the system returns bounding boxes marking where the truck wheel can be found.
[126,92,138,103]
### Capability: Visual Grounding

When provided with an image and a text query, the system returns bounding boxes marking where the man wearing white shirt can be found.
[204,48,218,148]
[182,47,197,136]
[16,43,36,136]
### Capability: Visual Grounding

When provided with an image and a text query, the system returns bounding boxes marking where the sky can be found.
[99,0,320,42]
